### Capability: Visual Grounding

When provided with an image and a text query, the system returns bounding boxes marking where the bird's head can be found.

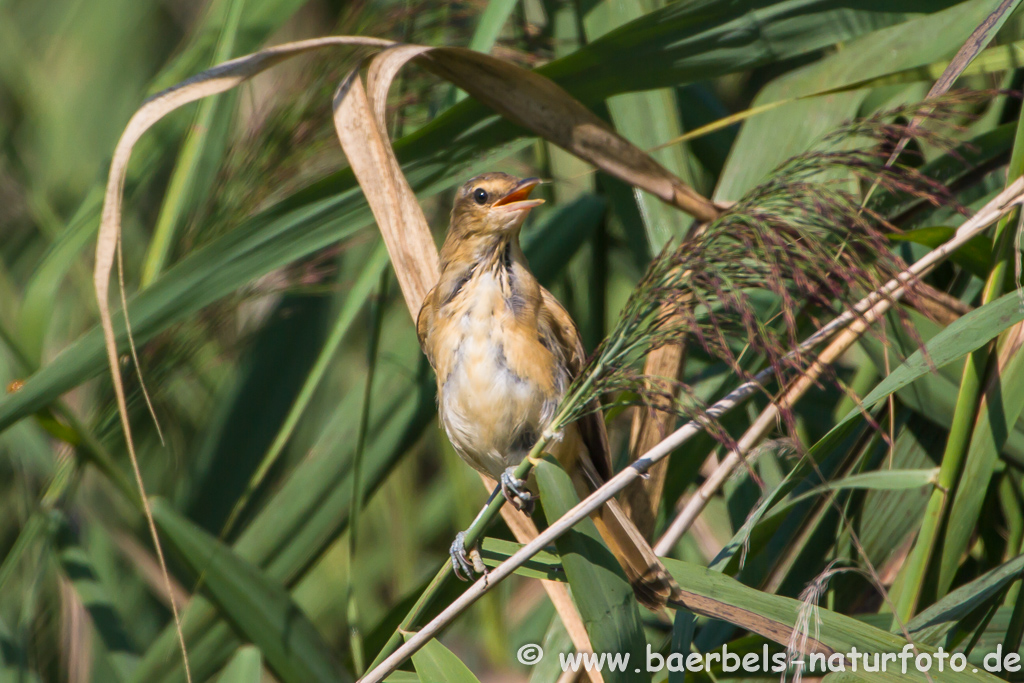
[449,172,544,239]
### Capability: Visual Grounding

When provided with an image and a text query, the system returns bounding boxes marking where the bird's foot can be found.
[501,467,535,516]
[449,531,486,580]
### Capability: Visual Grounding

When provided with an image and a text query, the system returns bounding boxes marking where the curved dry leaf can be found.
[337,42,720,318]
[333,70,440,314]
[382,46,720,223]
[95,35,394,682]
[423,48,719,221]
[96,32,716,680]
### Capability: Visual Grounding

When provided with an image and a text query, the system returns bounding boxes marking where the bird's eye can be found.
[473,188,488,205]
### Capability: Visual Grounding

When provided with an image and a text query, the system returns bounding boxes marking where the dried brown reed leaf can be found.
[621,343,684,539]
[420,48,721,222]
[339,43,721,317]
[333,70,438,314]
[97,33,718,678]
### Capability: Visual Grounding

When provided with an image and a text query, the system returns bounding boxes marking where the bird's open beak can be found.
[493,178,544,212]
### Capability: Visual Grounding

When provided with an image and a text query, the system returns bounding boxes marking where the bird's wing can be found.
[541,286,676,611]
[415,286,437,365]
[539,286,613,485]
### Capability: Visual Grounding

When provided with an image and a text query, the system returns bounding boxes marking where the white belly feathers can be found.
[438,273,554,479]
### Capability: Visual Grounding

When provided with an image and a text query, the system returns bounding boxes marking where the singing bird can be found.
[416,172,674,609]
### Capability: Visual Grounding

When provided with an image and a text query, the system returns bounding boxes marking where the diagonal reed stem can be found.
[360,178,1024,683]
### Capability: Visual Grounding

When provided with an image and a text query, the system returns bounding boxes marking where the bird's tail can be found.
[591,496,676,610]
[564,428,678,611]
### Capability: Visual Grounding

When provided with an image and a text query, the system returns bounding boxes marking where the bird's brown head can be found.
[448,172,544,240]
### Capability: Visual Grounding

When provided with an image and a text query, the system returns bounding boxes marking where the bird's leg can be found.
[449,484,500,580]
[501,466,535,516]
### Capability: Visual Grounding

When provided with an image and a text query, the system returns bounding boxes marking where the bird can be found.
[416,172,675,610]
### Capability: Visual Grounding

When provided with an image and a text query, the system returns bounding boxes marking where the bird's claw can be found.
[450,531,487,580]
[501,467,535,516]
[450,532,475,580]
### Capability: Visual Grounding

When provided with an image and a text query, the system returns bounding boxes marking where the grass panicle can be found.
[553,97,981,445]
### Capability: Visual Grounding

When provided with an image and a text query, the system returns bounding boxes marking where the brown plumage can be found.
[417,172,675,610]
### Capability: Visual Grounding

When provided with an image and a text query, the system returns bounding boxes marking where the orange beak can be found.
[493,178,544,212]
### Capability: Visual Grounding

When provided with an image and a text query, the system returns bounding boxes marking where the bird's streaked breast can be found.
[432,270,562,479]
